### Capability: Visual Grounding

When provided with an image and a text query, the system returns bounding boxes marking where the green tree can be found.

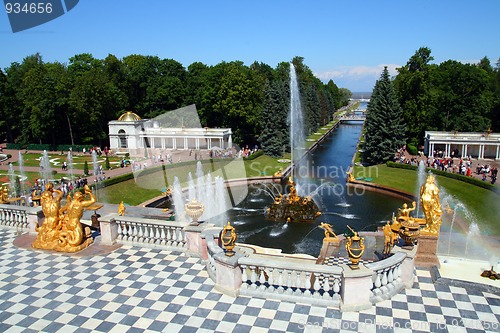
[364,67,406,165]
[260,80,289,156]
[105,156,111,170]
[83,161,89,176]
[394,47,436,146]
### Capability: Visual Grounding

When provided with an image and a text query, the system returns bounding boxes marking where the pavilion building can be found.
[108,105,233,156]
[424,131,500,160]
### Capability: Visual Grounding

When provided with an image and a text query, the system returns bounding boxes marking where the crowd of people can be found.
[395,147,498,184]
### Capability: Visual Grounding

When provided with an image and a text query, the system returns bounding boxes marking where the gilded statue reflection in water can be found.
[32,184,96,253]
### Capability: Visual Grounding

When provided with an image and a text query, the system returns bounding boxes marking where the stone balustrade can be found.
[365,252,406,304]
[239,254,343,307]
[0,204,42,233]
[100,213,187,250]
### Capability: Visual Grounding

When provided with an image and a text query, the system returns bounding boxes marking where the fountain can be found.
[18,151,26,197]
[170,162,230,227]
[8,163,16,196]
[66,151,75,186]
[289,63,306,194]
[265,177,321,222]
[39,150,51,183]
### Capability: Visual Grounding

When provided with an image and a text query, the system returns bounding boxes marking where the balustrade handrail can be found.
[110,214,186,227]
[239,254,343,275]
[364,252,406,271]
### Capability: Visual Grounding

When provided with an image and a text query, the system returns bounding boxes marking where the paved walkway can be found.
[0,229,499,333]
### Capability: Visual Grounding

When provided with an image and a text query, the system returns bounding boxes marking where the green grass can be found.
[12,153,124,170]
[97,155,290,206]
[352,164,500,235]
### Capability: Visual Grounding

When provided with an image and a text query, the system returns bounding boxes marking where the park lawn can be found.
[98,155,289,205]
[11,153,124,170]
[352,164,500,235]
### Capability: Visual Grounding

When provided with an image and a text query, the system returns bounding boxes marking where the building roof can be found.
[118,111,142,122]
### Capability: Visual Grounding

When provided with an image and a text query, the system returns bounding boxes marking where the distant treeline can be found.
[0,53,351,152]
[393,47,500,146]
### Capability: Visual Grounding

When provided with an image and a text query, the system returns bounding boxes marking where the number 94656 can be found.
[5,2,53,14]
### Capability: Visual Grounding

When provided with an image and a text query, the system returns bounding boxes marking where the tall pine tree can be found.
[363,67,406,165]
[260,80,289,156]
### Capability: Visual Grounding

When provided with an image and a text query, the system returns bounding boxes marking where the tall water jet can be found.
[187,172,195,201]
[289,63,306,195]
[172,176,186,223]
[91,150,101,200]
[214,176,229,226]
[17,151,26,197]
[91,150,99,177]
[39,150,51,183]
[8,163,16,196]
[66,151,74,185]
[415,160,426,217]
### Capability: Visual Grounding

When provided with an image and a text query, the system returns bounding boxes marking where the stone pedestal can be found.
[340,265,373,311]
[99,217,118,245]
[415,234,440,268]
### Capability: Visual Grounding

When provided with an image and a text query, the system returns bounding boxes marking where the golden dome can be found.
[118,111,142,121]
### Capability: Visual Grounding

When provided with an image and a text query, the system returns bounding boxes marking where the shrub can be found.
[105,156,111,170]
[6,143,21,150]
[407,144,418,155]
[243,150,264,161]
[27,144,51,151]
[83,161,89,175]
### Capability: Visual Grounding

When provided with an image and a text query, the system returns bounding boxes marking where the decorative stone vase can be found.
[399,218,420,246]
[185,199,204,225]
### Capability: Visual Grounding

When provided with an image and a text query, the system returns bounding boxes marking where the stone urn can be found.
[185,199,205,225]
[399,218,420,246]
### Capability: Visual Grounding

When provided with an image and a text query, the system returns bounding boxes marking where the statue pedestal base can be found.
[316,238,341,264]
[415,234,440,268]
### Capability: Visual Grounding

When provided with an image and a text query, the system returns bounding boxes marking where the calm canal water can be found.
[224,118,407,257]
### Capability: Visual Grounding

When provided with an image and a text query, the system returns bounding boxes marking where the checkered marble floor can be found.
[0,228,499,333]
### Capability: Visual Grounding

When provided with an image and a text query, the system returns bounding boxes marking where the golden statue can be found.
[118,201,126,216]
[274,194,283,205]
[346,171,355,182]
[32,183,64,248]
[383,221,398,255]
[397,201,416,221]
[0,186,9,204]
[163,186,173,197]
[32,184,96,253]
[420,174,443,235]
[319,222,339,244]
[274,168,283,178]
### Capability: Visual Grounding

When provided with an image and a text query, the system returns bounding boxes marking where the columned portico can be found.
[109,105,233,157]
[424,131,500,160]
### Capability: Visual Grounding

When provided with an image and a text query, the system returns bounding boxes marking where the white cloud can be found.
[314,64,401,91]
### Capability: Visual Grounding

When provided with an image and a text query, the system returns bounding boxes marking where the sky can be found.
[0,0,499,92]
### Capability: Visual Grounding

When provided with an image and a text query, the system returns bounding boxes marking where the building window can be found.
[118,129,127,148]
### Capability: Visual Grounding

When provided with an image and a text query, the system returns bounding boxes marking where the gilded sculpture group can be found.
[32,183,96,253]
[383,174,443,254]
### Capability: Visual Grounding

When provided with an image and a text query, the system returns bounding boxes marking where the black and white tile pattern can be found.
[0,229,498,333]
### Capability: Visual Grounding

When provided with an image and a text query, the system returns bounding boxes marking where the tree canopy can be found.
[0,54,349,151]
[394,47,499,146]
